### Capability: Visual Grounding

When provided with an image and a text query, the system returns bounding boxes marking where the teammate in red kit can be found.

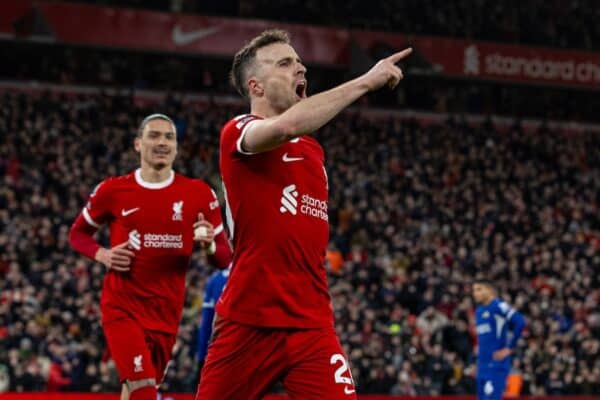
[196,30,411,399]
[69,114,232,400]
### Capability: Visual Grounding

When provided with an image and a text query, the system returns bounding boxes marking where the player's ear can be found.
[248,77,263,97]
[134,136,141,153]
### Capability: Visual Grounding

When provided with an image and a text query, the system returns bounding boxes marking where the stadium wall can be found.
[3,0,600,89]
[1,395,600,400]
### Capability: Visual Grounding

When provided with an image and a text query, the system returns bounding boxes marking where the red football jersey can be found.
[216,114,334,328]
[82,169,223,334]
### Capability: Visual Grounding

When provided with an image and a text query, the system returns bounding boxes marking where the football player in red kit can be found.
[69,114,232,400]
[196,30,411,399]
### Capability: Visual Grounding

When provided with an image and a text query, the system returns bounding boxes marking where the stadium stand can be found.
[2,41,600,123]
[68,0,600,51]
[0,87,598,395]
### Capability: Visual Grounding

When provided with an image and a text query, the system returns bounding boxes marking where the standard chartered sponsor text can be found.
[300,194,328,221]
[143,233,183,249]
[485,53,600,83]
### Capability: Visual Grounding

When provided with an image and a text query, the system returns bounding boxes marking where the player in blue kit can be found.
[473,279,526,400]
[197,267,230,365]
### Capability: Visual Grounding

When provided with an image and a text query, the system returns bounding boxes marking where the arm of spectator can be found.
[241,48,412,153]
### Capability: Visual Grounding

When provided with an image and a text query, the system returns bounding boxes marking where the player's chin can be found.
[150,159,170,169]
[153,154,173,163]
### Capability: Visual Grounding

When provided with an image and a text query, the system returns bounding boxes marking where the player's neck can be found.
[139,165,172,183]
[482,296,495,306]
[250,100,282,119]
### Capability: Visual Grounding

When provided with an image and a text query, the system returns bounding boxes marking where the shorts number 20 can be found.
[330,353,354,385]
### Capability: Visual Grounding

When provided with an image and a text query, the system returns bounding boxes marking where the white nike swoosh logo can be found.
[282,153,304,162]
[121,207,140,216]
[172,25,219,46]
[344,386,355,395]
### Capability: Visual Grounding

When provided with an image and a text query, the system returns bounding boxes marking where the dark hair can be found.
[473,278,495,289]
[137,113,175,137]
[230,29,291,100]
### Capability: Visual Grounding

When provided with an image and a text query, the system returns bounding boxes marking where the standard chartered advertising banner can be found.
[2,0,599,89]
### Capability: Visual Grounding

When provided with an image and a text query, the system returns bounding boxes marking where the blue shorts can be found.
[477,372,508,400]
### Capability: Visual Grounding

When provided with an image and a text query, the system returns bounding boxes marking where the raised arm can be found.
[241,48,412,153]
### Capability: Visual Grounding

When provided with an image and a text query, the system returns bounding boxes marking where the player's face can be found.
[135,119,177,170]
[472,283,492,304]
[251,42,307,112]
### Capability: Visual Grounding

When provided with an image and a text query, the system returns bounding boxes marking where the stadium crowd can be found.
[0,90,598,395]
[3,42,599,124]
[72,0,600,51]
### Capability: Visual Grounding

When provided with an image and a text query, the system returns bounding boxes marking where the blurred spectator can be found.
[2,42,600,123]
[1,89,598,394]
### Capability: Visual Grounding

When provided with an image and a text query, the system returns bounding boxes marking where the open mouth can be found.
[153,148,170,157]
[295,80,307,99]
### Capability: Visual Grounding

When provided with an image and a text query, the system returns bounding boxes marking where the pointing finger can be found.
[387,47,413,64]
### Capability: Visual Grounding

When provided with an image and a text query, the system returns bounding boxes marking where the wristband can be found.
[206,241,216,255]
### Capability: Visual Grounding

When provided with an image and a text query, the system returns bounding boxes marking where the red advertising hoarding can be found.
[1,1,600,89]
[1,394,599,400]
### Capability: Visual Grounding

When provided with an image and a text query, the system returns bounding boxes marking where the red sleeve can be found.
[69,212,101,260]
[204,188,225,236]
[201,184,232,269]
[82,179,113,228]
[69,179,113,260]
[221,114,262,156]
[207,230,232,269]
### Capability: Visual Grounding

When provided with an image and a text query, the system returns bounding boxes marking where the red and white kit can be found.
[197,115,356,399]
[70,169,229,383]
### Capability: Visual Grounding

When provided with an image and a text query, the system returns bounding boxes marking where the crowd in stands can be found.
[1,89,598,394]
[70,0,600,51]
[3,42,600,125]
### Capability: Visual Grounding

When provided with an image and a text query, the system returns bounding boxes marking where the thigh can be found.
[283,328,357,400]
[103,317,156,383]
[196,317,287,400]
[145,330,177,384]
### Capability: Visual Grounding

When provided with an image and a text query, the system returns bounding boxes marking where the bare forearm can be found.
[242,47,411,154]
[246,77,370,152]
[279,76,370,138]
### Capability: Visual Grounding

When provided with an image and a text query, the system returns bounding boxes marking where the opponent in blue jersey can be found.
[197,267,230,364]
[473,279,526,400]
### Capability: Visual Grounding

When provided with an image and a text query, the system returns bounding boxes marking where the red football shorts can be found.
[195,317,357,399]
[103,316,176,384]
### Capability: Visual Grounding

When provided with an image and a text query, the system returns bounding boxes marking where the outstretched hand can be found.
[361,47,412,91]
